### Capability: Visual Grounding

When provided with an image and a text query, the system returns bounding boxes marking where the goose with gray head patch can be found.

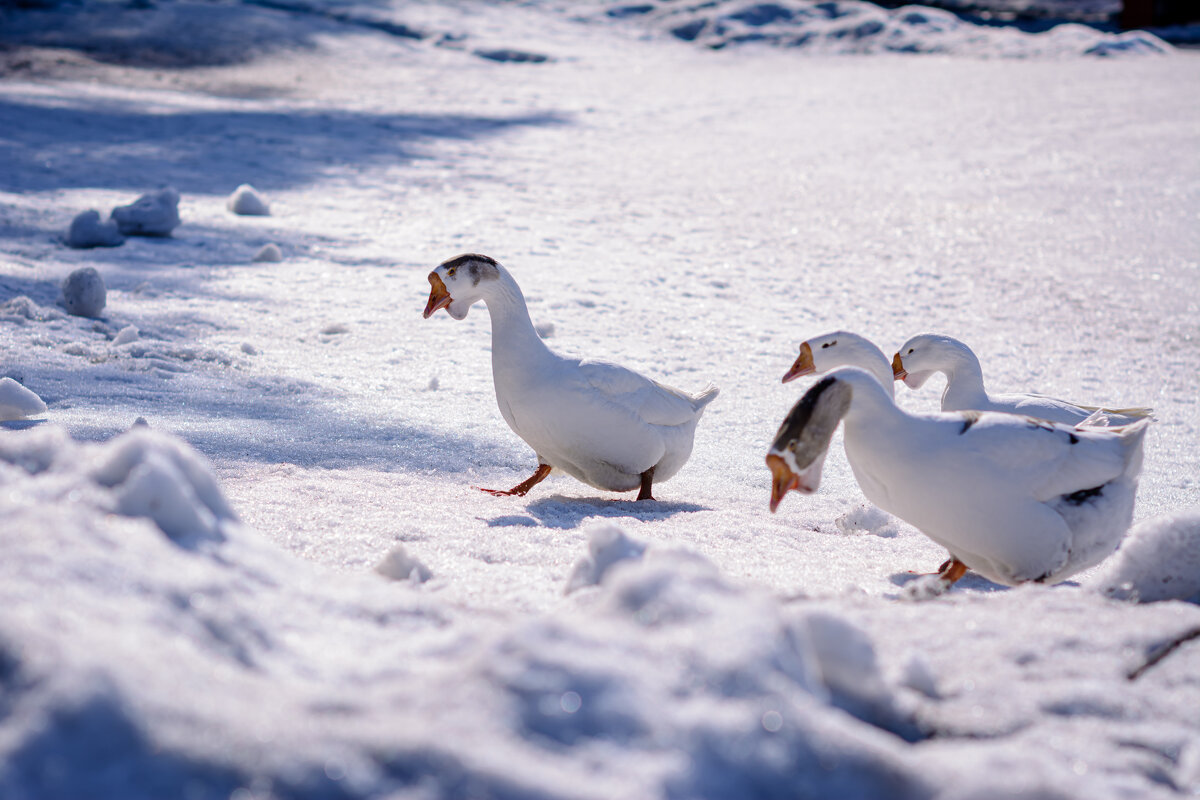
[892,334,1152,427]
[423,254,719,500]
[767,366,1150,591]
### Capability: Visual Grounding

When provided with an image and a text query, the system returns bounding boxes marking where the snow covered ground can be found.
[1,1,1199,797]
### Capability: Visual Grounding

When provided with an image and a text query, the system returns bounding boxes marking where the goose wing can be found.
[576,359,708,427]
[956,414,1134,502]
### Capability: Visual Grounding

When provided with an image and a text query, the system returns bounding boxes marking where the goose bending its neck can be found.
[891,333,1153,426]
[423,253,719,500]
[766,366,1149,591]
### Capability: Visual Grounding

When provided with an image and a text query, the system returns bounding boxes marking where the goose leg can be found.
[636,466,655,501]
[937,558,969,585]
[477,464,552,497]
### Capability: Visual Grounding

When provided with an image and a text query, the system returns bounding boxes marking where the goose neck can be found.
[483,277,553,370]
[938,345,988,410]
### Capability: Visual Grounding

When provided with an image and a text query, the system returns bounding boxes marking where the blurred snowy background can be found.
[1,1,1199,798]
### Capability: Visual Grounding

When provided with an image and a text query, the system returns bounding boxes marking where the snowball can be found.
[61,267,107,318]
[227,184,270,216]
[65,210,124,249]
[111,325,139,346]
[252,243,283,262]
[375,544,432,583]
[111,188,181,236]
[565,524,647,593]
[0,377,48,421]
[1087,511,1200,603]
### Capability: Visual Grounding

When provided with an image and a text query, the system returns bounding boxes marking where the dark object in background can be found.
[1121,0,1200,28]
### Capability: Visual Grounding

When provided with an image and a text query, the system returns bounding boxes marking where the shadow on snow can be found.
[484,494,710,530]
[0,97,569,194]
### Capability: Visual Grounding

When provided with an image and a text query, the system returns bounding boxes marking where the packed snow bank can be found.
[600,0,1171,57]
[0,425,940,798]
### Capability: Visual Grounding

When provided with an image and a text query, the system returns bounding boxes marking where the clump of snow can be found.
[426,375,439,390]
[111,188,181,236]
[87,427,238,546]
[1087,511,1200,603]
[227,184,270,216]
[240,342,260,355]
[535,321,555,338]
[60,266,106,318]
[374,543,433,583]
[603,0,1173,57]
[252,243,283,262]
[564,524,647,593]
[111,325,139,346]
[835,502,899,537]
[0,296,65,324]
[64,209,124,249]
[0,377,48,421]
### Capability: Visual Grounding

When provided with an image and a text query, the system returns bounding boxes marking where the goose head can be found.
[766,373,853,512]
[423,253,502,320]
[891,333,954,390]
[782,331,893,393]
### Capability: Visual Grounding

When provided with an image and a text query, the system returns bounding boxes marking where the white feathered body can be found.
[494,351,717,491]
[837,372,1148,586]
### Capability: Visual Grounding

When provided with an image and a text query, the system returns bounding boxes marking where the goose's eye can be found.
[447,267,457,278]
[907,348,914,355]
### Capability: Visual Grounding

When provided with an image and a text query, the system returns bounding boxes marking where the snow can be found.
[110,187,182,237]
[1,0,1199,797]
[1089,511,1200,604]
[59,265,107,318]
[65,209,124,249]
[0,377,47,420]
[228,183,271,216]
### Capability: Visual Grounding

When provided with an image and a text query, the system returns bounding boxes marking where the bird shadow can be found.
[483,494,709,530]
[889,570,1008,593]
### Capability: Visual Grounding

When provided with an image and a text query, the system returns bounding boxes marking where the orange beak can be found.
[782,342,815,384]
[891,353,907,381]
[767,453,800,513]
[423,272,452,319]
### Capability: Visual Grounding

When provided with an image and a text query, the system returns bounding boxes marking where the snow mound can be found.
[111,188,181,237]
[375,543,433,583]
[227,184,270,216]
[0,377,47,421]
[603,0,1172,57]
[60,266,106,318]
[65,209,124,249]
[0,296,65,324]
[252,243,283,262]
[112,325,140,346]
[835,502,899,537]
[564,524,646,593]
[0,428,932,798]
[1087,510,1200,603]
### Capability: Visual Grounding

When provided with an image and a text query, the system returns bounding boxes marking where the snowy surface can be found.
[1,0,1199,797]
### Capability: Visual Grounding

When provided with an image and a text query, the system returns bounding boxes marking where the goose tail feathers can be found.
[691,383,720,411]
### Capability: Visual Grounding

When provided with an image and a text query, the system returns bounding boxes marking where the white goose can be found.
[783,331,894,396]
[423,254,718,500]
[892,334,1152,426]
[767,367,1149,590]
